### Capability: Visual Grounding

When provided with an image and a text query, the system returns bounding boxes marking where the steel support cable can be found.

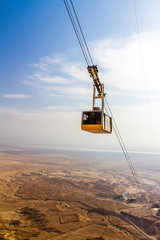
[64,0,90,65]
[64,0,90,66]
[133,0,156,159]
[69,0,94,66]
[133,0,151,119]
[104,97,143,195]
[104,98,142,193]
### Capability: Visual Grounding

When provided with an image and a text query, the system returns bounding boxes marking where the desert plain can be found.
[0,148,160,240]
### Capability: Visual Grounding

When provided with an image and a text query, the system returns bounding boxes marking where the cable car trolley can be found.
[81,65,112,134]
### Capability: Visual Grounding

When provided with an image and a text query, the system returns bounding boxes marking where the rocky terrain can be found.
[0,150,159,239]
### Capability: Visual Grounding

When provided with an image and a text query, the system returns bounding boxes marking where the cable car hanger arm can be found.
[87,65,103,97]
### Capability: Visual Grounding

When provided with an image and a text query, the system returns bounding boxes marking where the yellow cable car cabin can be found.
[81,65,112,134]
[81,111,112,134]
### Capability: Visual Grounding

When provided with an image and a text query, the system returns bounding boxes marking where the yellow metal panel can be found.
[81,123,103,132]
[81,123,111,134]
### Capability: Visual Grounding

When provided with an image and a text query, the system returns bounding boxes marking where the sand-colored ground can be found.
[0,151,159,240]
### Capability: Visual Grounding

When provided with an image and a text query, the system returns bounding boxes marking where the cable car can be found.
[81,66,112,134]
[81,110,112,134]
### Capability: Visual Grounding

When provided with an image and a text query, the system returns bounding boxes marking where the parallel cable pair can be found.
[104,97,143,195]
[63,0,93,66]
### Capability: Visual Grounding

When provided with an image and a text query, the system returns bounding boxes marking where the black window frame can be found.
[82,111,102,125]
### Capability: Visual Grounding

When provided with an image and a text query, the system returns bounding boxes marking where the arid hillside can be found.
[0,150,159,240]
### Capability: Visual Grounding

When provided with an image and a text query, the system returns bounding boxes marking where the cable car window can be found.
[103,113,111,131]
[82,112,101,125]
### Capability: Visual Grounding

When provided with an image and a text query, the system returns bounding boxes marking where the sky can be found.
[1,0,160,153]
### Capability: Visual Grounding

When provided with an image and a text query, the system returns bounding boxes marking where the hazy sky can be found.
[1,0,160,153]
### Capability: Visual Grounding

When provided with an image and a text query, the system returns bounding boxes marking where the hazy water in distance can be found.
[1,145,160,172]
